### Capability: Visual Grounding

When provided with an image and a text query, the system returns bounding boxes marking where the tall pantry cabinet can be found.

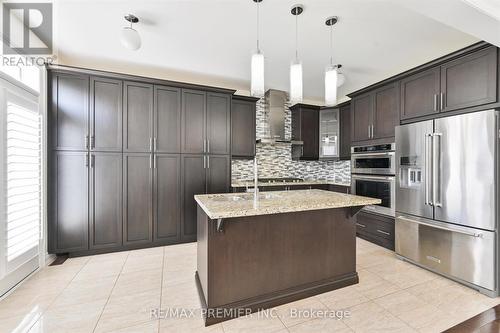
[48,67,233,255]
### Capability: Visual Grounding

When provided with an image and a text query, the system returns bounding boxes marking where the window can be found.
[0,63,40,92]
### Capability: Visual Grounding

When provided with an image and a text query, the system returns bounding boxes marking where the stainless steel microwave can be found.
[351,143,396,175]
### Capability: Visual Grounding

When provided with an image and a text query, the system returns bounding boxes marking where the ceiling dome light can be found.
[290,4,304,104]
[121,14,141,51]
[251,0,265,97]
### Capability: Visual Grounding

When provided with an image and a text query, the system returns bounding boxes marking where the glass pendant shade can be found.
[289,61,303,104]
[325,65,338,106]
[251,52,265,97]
[121,27,141,50]
[337,72,346,87]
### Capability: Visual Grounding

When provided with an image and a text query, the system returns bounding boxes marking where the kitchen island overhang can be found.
[194,189,380,326]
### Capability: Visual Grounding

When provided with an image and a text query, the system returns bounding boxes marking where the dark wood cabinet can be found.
[351,93,372,143]
[154,154,181,243]
[123,82,153,152]
[181,154,206,241]
[440,46,498,113]
[207,93,231,155]
[329,184,350,194]
[50,73,89,151]
[373,82,399,139]
[155,86,181,153]
[231,96,257,158]
[355,211,395,250]
[352,82,399,143]
[400,67,441,120]
[207,155,231,194]
[181,89,206,154]
[290,104,320,160]
[50,151,88,253]
[90,77,122,152]
[123,153,153,245]
[90,153,122,250]
[339,103,351,160]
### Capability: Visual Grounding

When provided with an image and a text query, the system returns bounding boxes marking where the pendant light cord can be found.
[295,13,299,61]
[330,24,333,66]
[256,1,260,52]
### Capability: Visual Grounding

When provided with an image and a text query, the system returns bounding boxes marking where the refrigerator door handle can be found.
[432,133,443,207]
[425,134,433,206]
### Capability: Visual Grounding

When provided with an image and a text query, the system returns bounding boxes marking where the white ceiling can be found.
[54,0,479,103]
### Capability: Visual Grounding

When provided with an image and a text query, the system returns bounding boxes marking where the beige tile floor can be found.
[0,238,498,333]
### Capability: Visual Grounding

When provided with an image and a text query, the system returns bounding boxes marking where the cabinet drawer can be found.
[356,212,395,241]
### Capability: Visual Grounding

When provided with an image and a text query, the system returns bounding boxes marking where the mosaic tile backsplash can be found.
[232,93,351,184]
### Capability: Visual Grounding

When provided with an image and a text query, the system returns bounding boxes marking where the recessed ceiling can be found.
[54,0,478,103]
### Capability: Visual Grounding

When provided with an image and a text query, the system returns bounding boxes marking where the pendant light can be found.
[290,4,304,104]
[324,16,339,106]
[121,14,141,51]
[251,0,265,97]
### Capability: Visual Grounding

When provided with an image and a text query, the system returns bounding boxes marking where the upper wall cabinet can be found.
[401,46,498,120]
[440,46,498,112]
[339,103,351,160]
[351,82,399,144]
[90,77,123,152]
[291,104,320,160]
[154,85,181,153]
[123,81,154,152]
[50,73,89,151]
[400,67,441,120]
[231,96,257,159]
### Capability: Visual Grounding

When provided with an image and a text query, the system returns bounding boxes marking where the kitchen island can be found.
[194,189,380,325]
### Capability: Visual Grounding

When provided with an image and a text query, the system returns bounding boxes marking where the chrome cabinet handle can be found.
[153,137,157,152]
[371,124,374,139]
[203,139,206,153]
[207,139,210,153]
[149,155,152,169]
[356,223,366,228]
[440,93,444,111]
[433,94,438,111]
[85,135,89,149]
[376,229,390,236]
[203,155,206,169]
[153,155,157,169]
[149,137,153,151]
[207,156,210,169]
[368,125,370,138]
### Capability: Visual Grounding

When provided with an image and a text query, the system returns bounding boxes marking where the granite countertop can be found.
[194,189,381,219]
[231,180,351,188]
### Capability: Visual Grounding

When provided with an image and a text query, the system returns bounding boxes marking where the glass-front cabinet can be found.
[319,108,339,159]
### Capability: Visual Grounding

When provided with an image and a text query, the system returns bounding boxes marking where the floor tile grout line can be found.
[157,246,166,333]
[91,251,130,333]
[25,256,90,332]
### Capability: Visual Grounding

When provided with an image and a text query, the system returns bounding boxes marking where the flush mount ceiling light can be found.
[324,16,342,106]
[290,4,304,104]
[251,0,265,97]
[121,14,141,51]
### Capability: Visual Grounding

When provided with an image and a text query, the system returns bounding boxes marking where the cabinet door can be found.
[123,82,153,152]
[207,93,231,155]
[181,89,206,154]
[207,155,230,194]
[339,104,351,160]
[400,67,440,120]
[90,153,122,249]
[123,153,152,245]
[90,77,122,152]
[351,93,372,142]
[50,73,89,151]
[301,108,319,160]
[155,85,181,153]
[441,47,498,113]
[50,151,88,253]
[154,154,181,243]
[231,99,256,158]
[181,155,206,241]
[373,83,399,140]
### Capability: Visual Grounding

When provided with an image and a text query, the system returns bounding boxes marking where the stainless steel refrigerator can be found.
[395,109,498,297]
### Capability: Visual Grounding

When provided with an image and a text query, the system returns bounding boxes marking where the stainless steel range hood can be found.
[259,89,303,145]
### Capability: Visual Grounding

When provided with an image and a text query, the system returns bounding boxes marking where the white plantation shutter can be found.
[0,72,41,296]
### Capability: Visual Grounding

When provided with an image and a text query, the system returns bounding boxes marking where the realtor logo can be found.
[2,2,53,55]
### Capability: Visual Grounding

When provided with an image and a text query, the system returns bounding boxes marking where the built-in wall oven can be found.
[351,143,396,217]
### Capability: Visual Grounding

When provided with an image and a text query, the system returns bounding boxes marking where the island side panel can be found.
[197,205,209,303]
[206,208,357,308]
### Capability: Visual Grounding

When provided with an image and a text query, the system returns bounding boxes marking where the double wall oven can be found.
[351,143,395,217]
